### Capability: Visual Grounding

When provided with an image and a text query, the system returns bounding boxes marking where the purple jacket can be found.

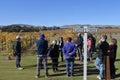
[62,42,76,59]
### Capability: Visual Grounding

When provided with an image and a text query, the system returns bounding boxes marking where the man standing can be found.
[75,33,83,62]
[35,34,48,78]
[14,35,23,70]
[95,35,109,80]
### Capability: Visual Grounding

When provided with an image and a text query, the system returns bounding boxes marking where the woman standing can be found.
[62,37,76,77]
[107,38,117,79]
[87,36,93,62]
[49,40,59,72]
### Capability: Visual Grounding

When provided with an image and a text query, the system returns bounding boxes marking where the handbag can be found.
[47,49,52,57]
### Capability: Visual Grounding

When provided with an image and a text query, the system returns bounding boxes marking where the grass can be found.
[0,40,120,80]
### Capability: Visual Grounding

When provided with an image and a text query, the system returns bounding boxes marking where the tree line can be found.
[0,24,60,32]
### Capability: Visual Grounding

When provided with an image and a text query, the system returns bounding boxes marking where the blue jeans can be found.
[94,57,104,78]
[36,55,48,77]
[65,58,75,76]
[16,54,21,68]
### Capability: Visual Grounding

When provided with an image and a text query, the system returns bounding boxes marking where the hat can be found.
[40,34,45,39]
[16,35,21,39]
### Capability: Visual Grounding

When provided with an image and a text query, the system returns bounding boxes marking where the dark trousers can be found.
[16,54,21,68]
[59,49,63,61]
[77,47,83,61]
[51,57,59,71]
[36,56,48,77]
[110,58,116,78]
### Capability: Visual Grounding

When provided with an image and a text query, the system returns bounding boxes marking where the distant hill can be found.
[0,24,61,32]
[1,24,120,28]
[7,24,36,27]
[61,24,120,28]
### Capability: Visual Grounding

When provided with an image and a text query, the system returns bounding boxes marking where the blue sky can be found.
[0,0,120,26]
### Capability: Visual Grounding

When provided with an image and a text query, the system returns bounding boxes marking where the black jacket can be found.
[13,41,21,55]
[75,36,83,47]
[108,44,117,59]
[49,44,59,58]
[96,41,109,60]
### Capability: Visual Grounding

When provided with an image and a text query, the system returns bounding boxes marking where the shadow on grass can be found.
[87,65,99,75]
[115,73,120,78]
[23,61,99,77]
[47,63,83,77]
[116,58,120,62]
[49,72,66,77]
[57,63,98,76]
[23,64,36,69]
[74,66,98,76]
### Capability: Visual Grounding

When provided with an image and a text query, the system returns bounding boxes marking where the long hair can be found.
[111,38,117,45]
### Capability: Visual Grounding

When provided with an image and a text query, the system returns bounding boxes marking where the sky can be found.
[0,0,120,26]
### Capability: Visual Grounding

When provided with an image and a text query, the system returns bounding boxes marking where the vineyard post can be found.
[73,26,98,80]
[83,27,87,80]
[105,56,111,80]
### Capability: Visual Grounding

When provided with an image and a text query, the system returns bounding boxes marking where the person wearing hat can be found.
[13,35,23,70]
[35,34,48,78]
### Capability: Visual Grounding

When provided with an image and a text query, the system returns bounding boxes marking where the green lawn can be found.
[0,40,120,80]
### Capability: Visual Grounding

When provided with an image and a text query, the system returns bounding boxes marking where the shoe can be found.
[35,76,39,78]
[67,75,70,77]
[80,61,83,64]
[70,75,73,77]
[53,68,57,72]
[56,68,59,71]
[17,67,24,70]
[66,73,70,77]
[53,69,56,72]
[45,73,49,78]
[97,75,102,80]
[61,59,64,62]
[45,76,48,78]
[111,75,115,79]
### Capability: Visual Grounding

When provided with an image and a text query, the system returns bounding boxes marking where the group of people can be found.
[13,33,117,80]
[35,33,76,78]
